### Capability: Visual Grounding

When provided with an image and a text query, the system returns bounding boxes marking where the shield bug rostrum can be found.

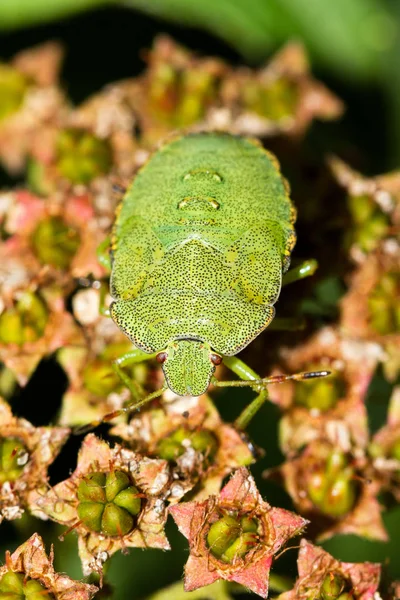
[91,132,328,429]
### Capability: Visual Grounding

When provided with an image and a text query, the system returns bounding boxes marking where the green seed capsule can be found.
[221,531,258,563]
[0,293,48,346]
[31,216,80,270]
[0,437,28,483]
[348,194,389,254]
[0,571,24,595]
[320,574,345,600]
[0,64,28,122]
[0,310,23,345]
[336,594,354,600]
[294,371,345,412]
[113,486,141,515]
[323,474,355,518]
[77,470,141,536]
[82,360,120,396]
[368,272,400,335]
[391,439,400,462]
[77,501,104,532]
[157,426,218,463]
[0,571,55,600]
[56,128,112,184]
[77,472,106,503]
[157,438,184,461]
[190,429,218,458]
[207,515,241,558]
[105,471,131,502]
[307,470,326,507]
[101,503,134,537]
[241,516,258,533]
[242,78,298,121]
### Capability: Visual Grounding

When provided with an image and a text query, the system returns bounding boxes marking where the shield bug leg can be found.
[112,349,159,402]
[73,349,162,435]
[214,356,331,430]
[282,258,318,287]
[220,356,268,431]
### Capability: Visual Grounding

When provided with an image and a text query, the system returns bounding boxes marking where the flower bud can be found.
[31,216,80,269]
[55,128,112,184]
[0,437,28,483]
[0,64,28,122]
[77,470,141,537]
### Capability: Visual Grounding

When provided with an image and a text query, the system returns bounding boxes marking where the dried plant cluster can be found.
[0,36,399,599]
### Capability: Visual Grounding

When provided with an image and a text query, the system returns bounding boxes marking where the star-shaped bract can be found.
[38,434,171,575]
[0,533,98,600]
[0,398,69,523]
[170,467,308,598]
[280,539,381,600]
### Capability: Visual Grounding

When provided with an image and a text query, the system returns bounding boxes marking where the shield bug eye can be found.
[156,351,168,364]
[210,353,222,366]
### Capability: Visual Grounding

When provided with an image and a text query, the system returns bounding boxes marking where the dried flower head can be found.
[112,394,255,500]
[340,248,400,381]
[0,43,68,174]
[269,327,375,455]
[330,157,400,263]
[0,533,97,599]
[0,398,69,523]
[369,386,400,501]
[170,467,308,598]
[273,439,387,541]
[220,42,343,137]
[37,434,171,575]
[280,539,381,600]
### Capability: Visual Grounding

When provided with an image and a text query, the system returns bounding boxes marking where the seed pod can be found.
[221,531,258,563]
[0,437,28,483]
[55,128,112,184]
[77,473,106,503]
[0,64,28,122]
[82,360,120,396]
[207,515,241,558]
[320,573,345,600]
[31,216,80,269]
[101,503,134,537]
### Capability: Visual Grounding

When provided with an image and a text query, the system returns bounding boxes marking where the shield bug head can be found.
[160,340,218,396]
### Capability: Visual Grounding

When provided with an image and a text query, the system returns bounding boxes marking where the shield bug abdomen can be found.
[110,132,296,395]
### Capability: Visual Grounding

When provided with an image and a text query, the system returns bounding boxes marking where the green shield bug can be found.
[93,132,328,428]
